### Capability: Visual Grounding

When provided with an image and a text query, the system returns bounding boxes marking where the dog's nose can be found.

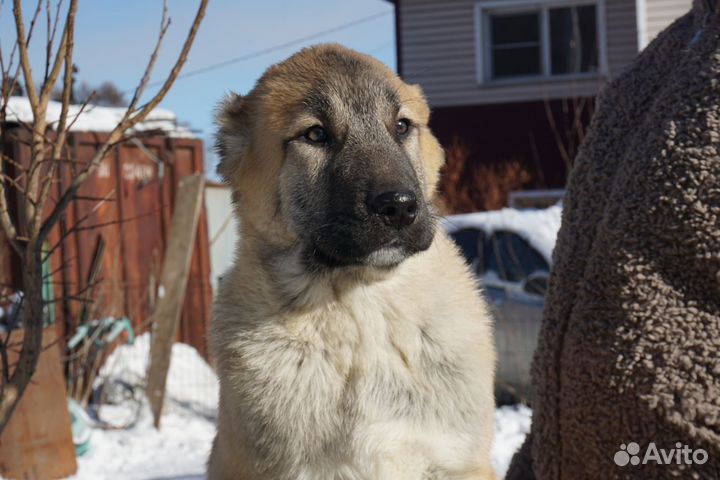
[369,191,418,227]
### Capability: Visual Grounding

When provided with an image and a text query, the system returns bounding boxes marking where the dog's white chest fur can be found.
[212,243,495,480]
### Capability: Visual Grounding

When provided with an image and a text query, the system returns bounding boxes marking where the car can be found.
[443,205,562,404]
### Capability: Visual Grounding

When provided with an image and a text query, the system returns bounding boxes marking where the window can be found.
[549,5,599,75]
[484,231,549,283]
[490,13,542,78]
[449,228,485,274]
[476,1,605,83]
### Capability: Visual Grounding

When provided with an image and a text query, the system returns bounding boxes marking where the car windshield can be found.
[449,228,483,269]
[485,230,549,282]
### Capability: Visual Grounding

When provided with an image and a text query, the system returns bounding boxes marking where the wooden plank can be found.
[145,174,205,428]
[169,140,213,359]
[0,327,77,479]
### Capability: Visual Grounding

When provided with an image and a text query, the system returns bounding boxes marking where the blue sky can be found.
[1,0,396,173]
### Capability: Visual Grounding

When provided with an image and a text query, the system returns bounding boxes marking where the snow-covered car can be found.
[442,205,562,403]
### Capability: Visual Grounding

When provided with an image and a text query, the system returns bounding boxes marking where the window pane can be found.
[490,12,540,45]
[485,231,549,282]
[488,11,541,79]
[549,5,598,75]
[492,46,541,78]
[449,228,482,268]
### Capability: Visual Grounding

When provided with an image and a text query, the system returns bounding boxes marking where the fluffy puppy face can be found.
[216,44,445,272]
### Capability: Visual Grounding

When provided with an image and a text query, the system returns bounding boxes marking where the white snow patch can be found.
[69,399,215,480]
[443,205,562,263]
[96,333,219,419]
[492,404,532,479]
[5,96,193,137]
[68,334,530,479]
[68,333,218,480]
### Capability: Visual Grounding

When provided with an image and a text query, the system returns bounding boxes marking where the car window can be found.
[449,228,483,271]
[484,230,548,282]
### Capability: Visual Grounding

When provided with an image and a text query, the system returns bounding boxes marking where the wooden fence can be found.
[1,128,213,358]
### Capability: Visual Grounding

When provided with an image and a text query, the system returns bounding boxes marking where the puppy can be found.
[208,44,496,480]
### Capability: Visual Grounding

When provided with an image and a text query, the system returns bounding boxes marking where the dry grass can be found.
[438,137,532,214]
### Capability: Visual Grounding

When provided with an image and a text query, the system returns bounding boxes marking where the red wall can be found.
[430,98,595,193]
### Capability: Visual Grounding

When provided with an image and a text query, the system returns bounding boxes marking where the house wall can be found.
[431,98,595,212]
[399,0,638,107]
[642,0,692,48]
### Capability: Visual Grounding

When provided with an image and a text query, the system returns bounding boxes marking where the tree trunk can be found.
[0,246,44,435]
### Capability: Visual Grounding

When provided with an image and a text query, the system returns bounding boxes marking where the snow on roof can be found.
[442,204,563,263]
[4,96,193,138]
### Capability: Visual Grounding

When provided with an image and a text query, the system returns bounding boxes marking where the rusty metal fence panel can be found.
[1,128,213,359]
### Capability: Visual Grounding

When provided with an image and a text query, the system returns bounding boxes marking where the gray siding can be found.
[643,0,691,46]
[400,0,639,107]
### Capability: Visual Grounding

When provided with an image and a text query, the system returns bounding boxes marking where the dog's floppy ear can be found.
[215,92,249,183]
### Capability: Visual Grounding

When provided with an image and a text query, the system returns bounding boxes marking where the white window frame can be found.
[474,0,608,84]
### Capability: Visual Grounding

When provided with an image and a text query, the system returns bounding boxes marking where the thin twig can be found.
[125,0,171,115]
[44,0,51,82]
[37,0,77,231]
[0,1,43,253]
[38,0,208,244]
[0,153,30,172]
[45,0,65,83]
[25,0,76,238]
[41,254,78,279]
[12,0,43,114]
[68,212,158,233]
[41,187,116,256]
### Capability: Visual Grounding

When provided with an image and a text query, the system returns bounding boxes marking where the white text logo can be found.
[614,442,708,467]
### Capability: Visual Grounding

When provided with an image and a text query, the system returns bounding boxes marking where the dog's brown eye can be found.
[304,126,328,144]
[396,119,410,136]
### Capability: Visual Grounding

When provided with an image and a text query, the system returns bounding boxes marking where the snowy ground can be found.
[492,404,532,477]
[66,336,531,480]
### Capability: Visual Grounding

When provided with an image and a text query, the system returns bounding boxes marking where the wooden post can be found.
[146,174,205,428]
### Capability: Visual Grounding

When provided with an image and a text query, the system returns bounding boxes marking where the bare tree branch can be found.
[0,1,44,254]
[12,0,43,115]
[36,0,77,231]
[125,0,171,115]
[1,0,208,438]
[24,1,76,239]
[3,0,43,86]
[44,0,52,82]
[42,255,77,280]
[41,188,115,263]
[44,0,66,84]
[38,3,72,108]
[543,98,571,169]
[38,0,208,243]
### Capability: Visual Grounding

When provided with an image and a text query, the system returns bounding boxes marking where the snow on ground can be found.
[67,334,218,480]
[492,404,533,478]
[95,333,219,420]
[5,96,193,137]
[69,399,215,480]
[68,335,531,480]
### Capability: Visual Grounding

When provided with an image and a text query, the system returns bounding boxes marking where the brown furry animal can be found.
[507,2,720,479]
[207,44,496,480]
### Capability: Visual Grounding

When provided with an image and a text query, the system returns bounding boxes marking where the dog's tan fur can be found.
[208,44,496,480]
